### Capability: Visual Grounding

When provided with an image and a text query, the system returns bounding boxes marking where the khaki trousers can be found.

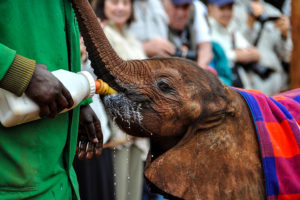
[113,145,143,200]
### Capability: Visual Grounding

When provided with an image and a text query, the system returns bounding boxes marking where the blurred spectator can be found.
[264,0,286,11]
[207,0,261,88]
[95,0,150,200]
[282,0,291,18]
[231,0,292,95]
[73,37,115,200]
[162,0,213,68]
[196,0,233,85]
[210,41,233,85]
[193,0,214,68]
[128,0,176,57]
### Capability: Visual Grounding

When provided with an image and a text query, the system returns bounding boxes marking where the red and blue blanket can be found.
[234,88,300,200]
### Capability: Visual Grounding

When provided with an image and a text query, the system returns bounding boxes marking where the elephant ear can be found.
[144,108,231,199]
[144,127,202,199]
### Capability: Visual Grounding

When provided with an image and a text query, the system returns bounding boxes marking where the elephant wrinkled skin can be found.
[70,0,266,199]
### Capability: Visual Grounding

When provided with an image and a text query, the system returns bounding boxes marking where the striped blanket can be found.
[234,88,300,200]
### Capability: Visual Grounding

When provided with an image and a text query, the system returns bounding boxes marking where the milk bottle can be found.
[0,70,96,127]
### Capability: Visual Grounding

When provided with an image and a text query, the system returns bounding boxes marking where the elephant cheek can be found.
[142,112,162,136]
[185,101,202,121]
[160,121,186,137]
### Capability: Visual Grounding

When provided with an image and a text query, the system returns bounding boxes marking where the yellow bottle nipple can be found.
[95,79,117,95]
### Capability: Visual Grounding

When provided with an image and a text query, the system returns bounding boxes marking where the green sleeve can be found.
[80,98,93,106]
[0,43,16,80]
[0,44,36,96]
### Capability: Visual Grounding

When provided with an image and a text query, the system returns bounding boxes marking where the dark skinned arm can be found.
[27,65,103,159]
[0,53,74,118]
[77,105,103,160]
[25,64,74,118]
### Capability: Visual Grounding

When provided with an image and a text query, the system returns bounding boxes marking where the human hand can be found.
[247,2,264,27]
[235,47,260,63]
[77,105,103,160]
[246,47,260,62]
[25,64,74,118]
[249,1,264,18]
[275,15,290,39]
[143,38,175,57]
[80,37,88,63]
[197,41,213,68]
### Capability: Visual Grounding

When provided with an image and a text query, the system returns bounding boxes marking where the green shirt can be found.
[0,1,81,199]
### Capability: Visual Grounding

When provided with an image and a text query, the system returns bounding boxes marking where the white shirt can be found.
[193,0,211,43]
[208,17,251,67]
[129,0,169,41]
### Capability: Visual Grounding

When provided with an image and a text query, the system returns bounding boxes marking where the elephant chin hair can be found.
[103,94,143,128]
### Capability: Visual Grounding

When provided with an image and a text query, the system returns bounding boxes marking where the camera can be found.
[247,6,280,23]
[237,62,276,80]
[172,48,198,61]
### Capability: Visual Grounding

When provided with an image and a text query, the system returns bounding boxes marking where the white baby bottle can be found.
[0,70,96,127]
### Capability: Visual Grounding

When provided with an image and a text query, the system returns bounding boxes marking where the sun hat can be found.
[171,0,194,6]
[207,0,235,6]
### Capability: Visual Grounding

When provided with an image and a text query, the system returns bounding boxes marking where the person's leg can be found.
[113,146,130,200]
[73,148,115,200]
[127,145,143,200]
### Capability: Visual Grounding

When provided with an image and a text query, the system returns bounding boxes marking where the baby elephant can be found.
[71,0,300,199]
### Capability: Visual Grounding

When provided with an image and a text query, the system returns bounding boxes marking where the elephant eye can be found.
[157,80,174,93]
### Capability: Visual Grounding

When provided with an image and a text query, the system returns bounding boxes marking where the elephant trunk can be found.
[71,0,130,92]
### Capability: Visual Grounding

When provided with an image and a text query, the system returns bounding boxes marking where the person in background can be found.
[194,0,233,85]
[282,0,291,18]
[193,0,214,68]
[0,1,102,199]
[231,0,292,95]
[207,0,261,88]
[162,0,213,68]
[209,41,233,85]
[128,0,176,57]
[95,0,150,200]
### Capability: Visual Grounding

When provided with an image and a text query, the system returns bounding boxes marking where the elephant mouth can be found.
[103,93,144,129]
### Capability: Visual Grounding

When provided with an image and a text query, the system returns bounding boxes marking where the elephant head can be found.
[71,1,265,199]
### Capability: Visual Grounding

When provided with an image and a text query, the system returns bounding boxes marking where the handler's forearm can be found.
[197,42,213,68]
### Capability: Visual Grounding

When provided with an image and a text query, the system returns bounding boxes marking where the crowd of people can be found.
[0,0,292,200]
[75,0,293,200]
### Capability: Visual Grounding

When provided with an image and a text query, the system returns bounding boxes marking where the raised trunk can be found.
[71,0,138,91]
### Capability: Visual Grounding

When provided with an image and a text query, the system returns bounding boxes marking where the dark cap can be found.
[207,0,235,6]
[172,0,194,6]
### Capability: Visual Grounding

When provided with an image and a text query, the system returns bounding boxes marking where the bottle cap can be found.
[78,71,96,98]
